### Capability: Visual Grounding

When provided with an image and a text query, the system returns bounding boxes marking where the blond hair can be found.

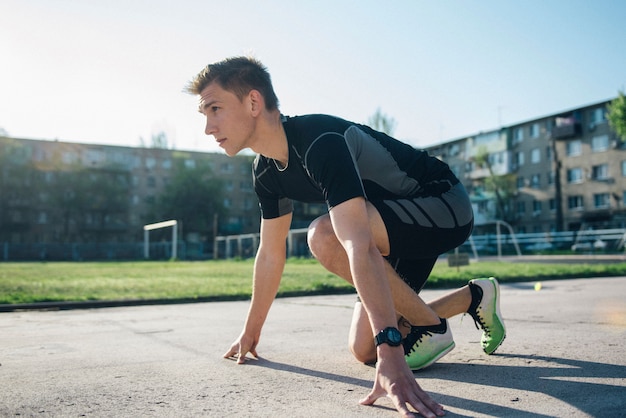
[185,56,279,111]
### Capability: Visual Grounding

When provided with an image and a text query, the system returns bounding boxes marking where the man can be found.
[185,56,505,418]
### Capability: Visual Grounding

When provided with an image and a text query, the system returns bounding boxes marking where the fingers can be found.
[360,378,445,418]
[223,341,259,364]
[403,391,445,418]
[358,389,380,406]
[222,341,240,359]
[360,387,416,418]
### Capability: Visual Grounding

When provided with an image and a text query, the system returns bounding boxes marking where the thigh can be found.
[371,183,474,259]
[386,256,437,294]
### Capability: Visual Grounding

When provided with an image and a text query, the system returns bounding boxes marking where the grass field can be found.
[2,258,626,305]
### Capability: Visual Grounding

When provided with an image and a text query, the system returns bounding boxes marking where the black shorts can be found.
[371,182,474,293]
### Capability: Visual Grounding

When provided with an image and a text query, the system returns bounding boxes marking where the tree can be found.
[139,131,169,149]
[48,168,131,243]
[474,147,517,222]
[607,91,626,142]
[152,159,225,241]
[367,108,397,136]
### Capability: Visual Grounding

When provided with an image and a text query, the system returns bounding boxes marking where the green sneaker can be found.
[468,277,506,354]
[403,318,455,371]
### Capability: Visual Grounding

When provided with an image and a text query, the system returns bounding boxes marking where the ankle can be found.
[412,317,446,332]
[467,282,483,313]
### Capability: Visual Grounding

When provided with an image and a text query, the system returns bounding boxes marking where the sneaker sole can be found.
[407,341,456,371]
[484,277,506,355]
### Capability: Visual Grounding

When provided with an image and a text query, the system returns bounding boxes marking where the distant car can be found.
[571,239,606,251]
[525,242,554,251]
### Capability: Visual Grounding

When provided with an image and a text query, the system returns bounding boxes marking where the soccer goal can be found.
[143,220,178,260]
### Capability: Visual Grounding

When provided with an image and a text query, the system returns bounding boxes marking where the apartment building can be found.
[0,137,259,245]
[2,97,623,252]
[426,98,625,235]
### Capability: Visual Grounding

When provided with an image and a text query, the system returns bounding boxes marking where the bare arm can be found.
[223,212,292,363]
[329,197,445,418]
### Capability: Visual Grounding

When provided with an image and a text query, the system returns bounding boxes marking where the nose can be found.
[204,117,217,136]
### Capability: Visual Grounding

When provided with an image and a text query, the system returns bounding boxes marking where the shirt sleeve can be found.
[253,156,294,219]
[304,132,366,210]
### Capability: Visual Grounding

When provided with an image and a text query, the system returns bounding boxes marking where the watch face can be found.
[386,328,402,345]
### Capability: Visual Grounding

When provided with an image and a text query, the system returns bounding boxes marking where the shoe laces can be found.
[467,282,491,337]
[468,308,491,337]
[402,326,434,355]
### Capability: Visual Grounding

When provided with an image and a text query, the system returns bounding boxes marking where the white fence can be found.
[214,228,310,259]
[213,227,626,260]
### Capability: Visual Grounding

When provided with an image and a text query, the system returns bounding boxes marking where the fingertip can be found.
[359,393,375,406]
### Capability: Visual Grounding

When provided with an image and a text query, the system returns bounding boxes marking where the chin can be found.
[222,147,241,157]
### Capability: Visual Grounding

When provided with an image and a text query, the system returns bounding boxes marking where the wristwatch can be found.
[374,327,402,347]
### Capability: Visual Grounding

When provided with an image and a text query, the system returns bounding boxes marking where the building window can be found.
[531,148,541,164]
[590,107,605,125]
[516,176,525,189]
[532,200,542,215]
[549,198,557,212]
[566,140,582,157]
[591,164,609,180]
[567,195,584,211]
[162,159,172,169]
[546,146,553,162]
[594,193,610,208]
[145,157,156,169]
[567,168,583,183]
[185,159,196,169]
[516,151,525,166]
[221,162,234,173]
[63,151,78,165]
[531,174,541,188]
[225,180,234,192]
[147,176,156,187]
[516,201,526,215]
[547,171,555,186]
[240,180,252,192]
[513,127,524,144]
[529,123,540,139]
[591,135,609,152]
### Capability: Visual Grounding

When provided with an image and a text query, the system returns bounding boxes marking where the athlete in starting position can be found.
[186,56,506,418]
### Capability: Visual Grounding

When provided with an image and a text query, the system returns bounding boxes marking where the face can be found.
[198,82,256,156]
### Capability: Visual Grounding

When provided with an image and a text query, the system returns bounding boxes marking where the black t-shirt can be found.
[253,114,454,219]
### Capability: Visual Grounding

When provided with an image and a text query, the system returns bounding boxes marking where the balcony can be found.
[551,116,581,139]
[551,122,581,139]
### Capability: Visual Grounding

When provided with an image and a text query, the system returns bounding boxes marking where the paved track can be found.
[1,277,625,417]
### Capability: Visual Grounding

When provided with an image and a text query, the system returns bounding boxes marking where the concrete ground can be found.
[1,276,625,417]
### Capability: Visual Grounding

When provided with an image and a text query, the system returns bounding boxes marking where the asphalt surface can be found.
[1,276,625,417]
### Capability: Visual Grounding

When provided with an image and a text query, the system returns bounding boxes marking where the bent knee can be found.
[307,215,335,258]
[350,343,377,365]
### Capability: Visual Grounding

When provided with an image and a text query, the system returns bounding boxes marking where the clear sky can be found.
[1,0,625,153]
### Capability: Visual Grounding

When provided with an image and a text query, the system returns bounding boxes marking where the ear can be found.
[248,89,264,116]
